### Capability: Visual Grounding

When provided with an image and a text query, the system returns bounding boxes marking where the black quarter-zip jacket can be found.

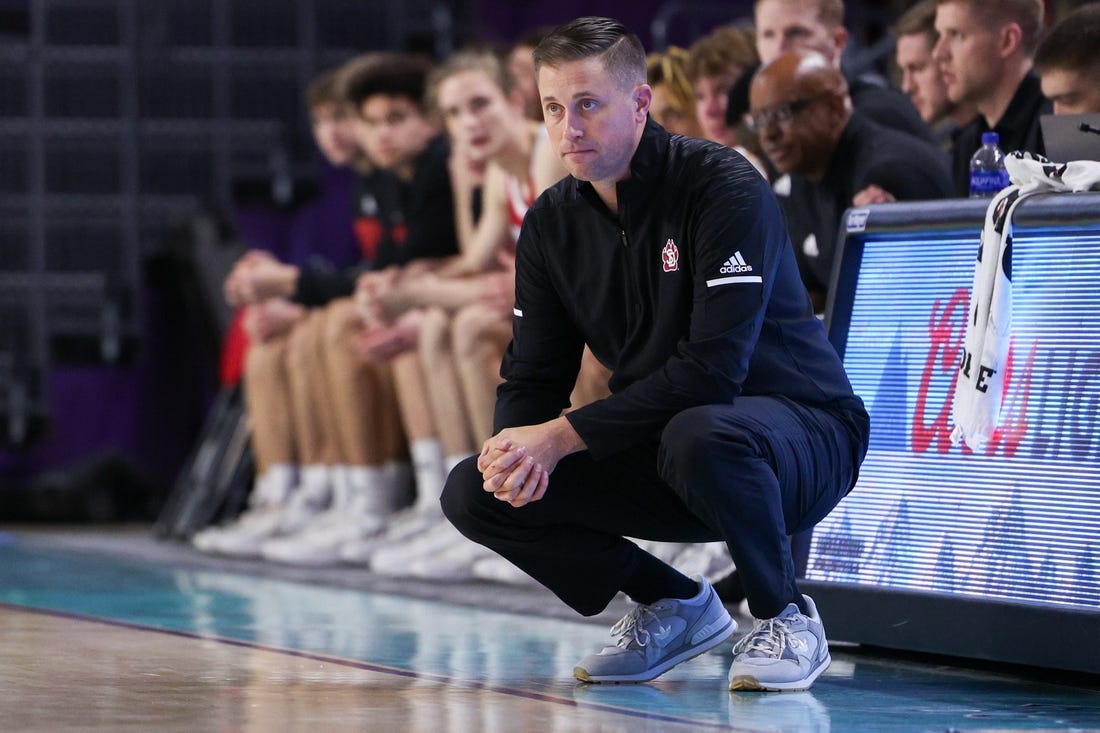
[496,119,867,460]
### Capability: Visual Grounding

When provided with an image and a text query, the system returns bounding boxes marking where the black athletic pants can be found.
[441,396,868,619]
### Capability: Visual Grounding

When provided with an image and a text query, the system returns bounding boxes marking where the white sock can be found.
[328,463,351,509]
[253,463,297,506]
[346,464,410,515]
[298,463,332,500]
[410,438,446,510]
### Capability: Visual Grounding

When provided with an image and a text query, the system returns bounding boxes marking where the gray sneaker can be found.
[728,594,830,692]
[573,576,736,683]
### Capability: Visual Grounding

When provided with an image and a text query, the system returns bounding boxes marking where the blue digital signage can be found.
[805,195,1100,673]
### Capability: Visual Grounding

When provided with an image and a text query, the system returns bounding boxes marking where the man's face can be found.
[755,0,844,65]
[749,73,840,177]
[310,103,359,167]
[932,2,1004,108]
[538,56,650,187]
[508,44,541,119]
[355,94,435,171]
[1041,67,1100,116]
[896,32,953,124]
[693,71,739,146]
[437,69,520,164]
[652,82,703,138]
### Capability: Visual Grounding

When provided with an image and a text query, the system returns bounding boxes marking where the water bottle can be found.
[969,131,1010,198]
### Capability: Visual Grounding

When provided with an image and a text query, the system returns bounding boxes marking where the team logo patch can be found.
[662,238,680,272]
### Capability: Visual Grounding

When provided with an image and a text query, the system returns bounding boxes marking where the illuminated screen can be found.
[807,201,1100,611]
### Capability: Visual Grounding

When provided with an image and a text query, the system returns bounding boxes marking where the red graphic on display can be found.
[912,289,968,454]
[911,287,1036,456]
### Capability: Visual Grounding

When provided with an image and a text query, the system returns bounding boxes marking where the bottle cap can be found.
[981,131,1000,146]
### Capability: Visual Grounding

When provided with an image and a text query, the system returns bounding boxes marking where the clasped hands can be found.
[475,417,584,508]
[352,266,421,361]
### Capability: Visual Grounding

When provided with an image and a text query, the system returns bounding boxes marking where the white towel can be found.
[950,152,1100,452]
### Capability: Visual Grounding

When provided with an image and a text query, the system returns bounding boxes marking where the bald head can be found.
[752,50,846,105]
[748,50,850,179]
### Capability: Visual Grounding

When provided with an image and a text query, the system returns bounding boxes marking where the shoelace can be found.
[609,604,662,649]
[732,617,807,658]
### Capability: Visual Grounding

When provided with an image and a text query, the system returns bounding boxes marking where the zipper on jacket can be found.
[620,229,628,248]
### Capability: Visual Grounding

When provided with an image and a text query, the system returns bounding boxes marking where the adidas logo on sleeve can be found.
[720,252,753,274]
[707,251,762,287]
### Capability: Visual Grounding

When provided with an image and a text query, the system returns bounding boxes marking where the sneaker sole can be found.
[728,652,831,692]
[574,617,737,684]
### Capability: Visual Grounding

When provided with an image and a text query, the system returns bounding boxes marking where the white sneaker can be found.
[191,502,284,554]
[671,542,737,583]
[339,504,443,564]
[369,518,462,575]
[216,479,332,558]
[259,499,388,566]
[728,594,830,691]
[191,465,297,554]
[405,532,496,580]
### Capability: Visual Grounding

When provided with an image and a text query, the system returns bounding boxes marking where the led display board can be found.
[803,194,1100,673]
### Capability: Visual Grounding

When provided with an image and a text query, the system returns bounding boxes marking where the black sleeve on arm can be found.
[565,169,787,458]
[493,213,585,434]
[292,265,358,307]
[862,135,953,202]
[398,146,460,264]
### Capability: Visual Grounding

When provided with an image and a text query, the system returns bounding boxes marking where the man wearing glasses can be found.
[748,50,952,312]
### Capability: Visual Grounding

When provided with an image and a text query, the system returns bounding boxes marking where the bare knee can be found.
[321,298,360,350]
[285,312,322,371]
[452,304,507,359]
[418,307,452,357]
[244,335,288,382]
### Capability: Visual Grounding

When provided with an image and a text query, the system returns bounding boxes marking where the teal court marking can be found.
[1,540,1099,731]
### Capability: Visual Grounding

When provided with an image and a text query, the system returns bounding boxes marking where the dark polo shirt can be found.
[949,71,1052,197]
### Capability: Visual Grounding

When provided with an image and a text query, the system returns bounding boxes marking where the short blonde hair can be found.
[934,0,1045,55]
[647,47,696,119]
[426,49,516,113]
[754,0,845,28]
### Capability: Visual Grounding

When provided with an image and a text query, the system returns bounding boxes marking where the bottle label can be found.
[969,170,1010,197]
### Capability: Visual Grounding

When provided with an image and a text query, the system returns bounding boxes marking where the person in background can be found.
[749,49,953,313]
[646,47,705,138]
[194,57,418,560]
[203,53,462,566]
[685,25,759,148]
[754,0,932,142]
[342,49,568,581]
[684,25,769,181]
[442,16,869,692]
[932,0,1050,196]
[1034,3,1100,116]
[892,0,977,152]
[508,28,553,121]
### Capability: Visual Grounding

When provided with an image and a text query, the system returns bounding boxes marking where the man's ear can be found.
[634,83,653,121]
[824,91,850,124]
[831,25,849,63]
[998,21,1023,59]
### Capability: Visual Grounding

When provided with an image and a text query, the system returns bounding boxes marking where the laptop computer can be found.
[1040,113,1100,162]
